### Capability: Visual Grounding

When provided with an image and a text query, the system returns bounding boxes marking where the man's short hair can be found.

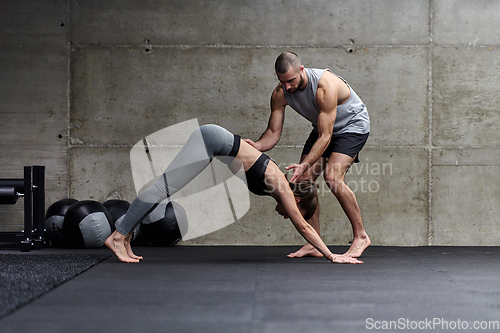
[275,52,301,74]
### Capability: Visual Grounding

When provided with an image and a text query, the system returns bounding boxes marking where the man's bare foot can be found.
[287,243,323,258]
[330,254,363,264]
[344,235,371,258]
[124,234,143,260]
[105,231,140,263]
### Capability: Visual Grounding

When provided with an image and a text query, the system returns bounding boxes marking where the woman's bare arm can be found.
[265,164,362,264]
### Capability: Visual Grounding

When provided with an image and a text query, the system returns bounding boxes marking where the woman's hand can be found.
[328,253,363,264]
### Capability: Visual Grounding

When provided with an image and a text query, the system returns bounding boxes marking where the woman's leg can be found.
[107,125,236,262]
[115,124,236,236]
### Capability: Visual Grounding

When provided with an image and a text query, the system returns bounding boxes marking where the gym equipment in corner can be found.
[0,166,45,252]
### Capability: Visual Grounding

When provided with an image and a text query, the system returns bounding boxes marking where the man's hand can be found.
[243,138,257,149]
[285,163,308,183]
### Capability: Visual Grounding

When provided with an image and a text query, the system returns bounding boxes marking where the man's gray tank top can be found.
[283,68,370,135]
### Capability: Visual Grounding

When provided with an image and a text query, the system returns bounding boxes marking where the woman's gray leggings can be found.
[116,124,236,236]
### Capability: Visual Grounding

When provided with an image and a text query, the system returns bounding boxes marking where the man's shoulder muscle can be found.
[271,83,287,107]
[317,72,350,105]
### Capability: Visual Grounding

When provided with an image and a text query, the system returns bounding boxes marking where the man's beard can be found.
[288,72,305,94]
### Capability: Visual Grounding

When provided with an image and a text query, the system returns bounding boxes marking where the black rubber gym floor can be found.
[0,246,499,333]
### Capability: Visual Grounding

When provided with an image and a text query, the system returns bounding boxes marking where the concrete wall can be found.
[1,0,500,246]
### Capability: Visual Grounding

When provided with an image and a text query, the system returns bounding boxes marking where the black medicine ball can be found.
[45,198,78,247]
[63,200,113,248]
[103,199,131,230]
[140,200,185,246]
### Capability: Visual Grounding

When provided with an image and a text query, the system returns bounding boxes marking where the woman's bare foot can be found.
[330,253,363,264]
[124,234,143,260]
[287,243,323,258]
[344,235,371,258]
[105,231,140,263]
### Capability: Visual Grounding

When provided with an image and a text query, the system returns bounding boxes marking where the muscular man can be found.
[244,52,371,258]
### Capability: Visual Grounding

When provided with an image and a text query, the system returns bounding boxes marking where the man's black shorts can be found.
[301,131,369,163]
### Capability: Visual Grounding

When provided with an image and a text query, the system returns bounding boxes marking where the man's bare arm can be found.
[286,75,338,182]
[244,84,287,152]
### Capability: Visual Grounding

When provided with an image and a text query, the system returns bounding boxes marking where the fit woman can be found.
[105,124,362,264]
